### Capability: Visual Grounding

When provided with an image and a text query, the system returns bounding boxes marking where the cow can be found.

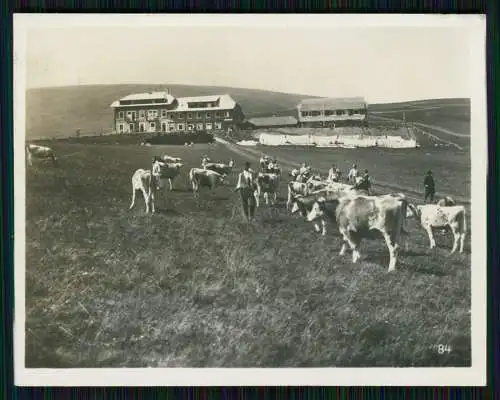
[161,154,182,163]
[290,168,300,180]
[306,177,330,192]
[189,167,225,195]
[26,144,57,166]
[129,168,156,214]
[290,191,341,235]
[436,196,456,207]
[203,160,235,176]
[254,172,280,207]
[407,203,466,253]
[201,156,212,167]
[287,181,310,210]
[153,161,184,191]
[307,193,409,272]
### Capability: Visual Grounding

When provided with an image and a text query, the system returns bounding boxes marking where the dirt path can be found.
[216,137,470,205]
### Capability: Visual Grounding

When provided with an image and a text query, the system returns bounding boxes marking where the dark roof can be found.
[298,97,366,111]
[247,116,298,127]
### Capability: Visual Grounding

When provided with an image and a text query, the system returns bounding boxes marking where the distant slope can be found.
[26,84,470,146]
[26,84,316,139]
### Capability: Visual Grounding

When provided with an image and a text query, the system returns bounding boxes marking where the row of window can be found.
[301,109,366,117]
[117,109,231,121]
[117,121,224,133]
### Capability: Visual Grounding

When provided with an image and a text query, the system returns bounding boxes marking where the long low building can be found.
[243,115,298,130]
[110,91,245,134]
[297,97,368,127]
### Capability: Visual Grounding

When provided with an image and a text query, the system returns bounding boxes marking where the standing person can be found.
[235,161,257,222]
[354,169,372,194]
[424,170,435,203]
[328,164,340,182]
[348,163,359,184]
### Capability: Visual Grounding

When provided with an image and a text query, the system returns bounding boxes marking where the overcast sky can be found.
[22,16,479,103]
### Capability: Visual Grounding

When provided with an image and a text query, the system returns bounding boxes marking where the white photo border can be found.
[13,13,487,387]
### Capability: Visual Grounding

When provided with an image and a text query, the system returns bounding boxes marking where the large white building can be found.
[110,90,245,134]
[297,97,367,127]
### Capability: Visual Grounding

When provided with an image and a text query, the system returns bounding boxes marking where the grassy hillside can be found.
[26,142,470,368]
[26,84,470,147]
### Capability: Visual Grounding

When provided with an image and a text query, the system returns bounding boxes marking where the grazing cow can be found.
[189,168,225,195]
[129,168,156,214]
[26,144,57,166]
[307,194,409,272]
[407,203,466,253]
[436,196,456,207]
[203,160,235,176]
[153,161,184,191]
[161,154,182,163]
[254,172,280,207]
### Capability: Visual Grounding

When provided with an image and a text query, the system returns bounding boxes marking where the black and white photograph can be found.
[14,14,487,386]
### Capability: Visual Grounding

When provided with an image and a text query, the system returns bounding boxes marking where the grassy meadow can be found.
[25,141,471,368]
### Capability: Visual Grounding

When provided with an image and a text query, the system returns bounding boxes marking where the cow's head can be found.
[174,162,184,169]
[307,197,326,222]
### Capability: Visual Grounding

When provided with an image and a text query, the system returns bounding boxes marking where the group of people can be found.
[234,154,438,223]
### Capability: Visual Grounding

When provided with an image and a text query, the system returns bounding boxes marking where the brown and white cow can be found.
[161,154,182,163]
[290,191,341,235]
[26,144,57,166]
[203,160,235,176]
[407,203,466,253]
[153,161,184,191]
[307,193,409,272]
[254,172,280,207]
[189,167,225,195]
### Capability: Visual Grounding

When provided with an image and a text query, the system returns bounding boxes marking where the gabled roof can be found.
[298,97,366,111]
[247,116,298,127]
[111,93,238,111]
[175,94,236,111]
[110,91,176,108]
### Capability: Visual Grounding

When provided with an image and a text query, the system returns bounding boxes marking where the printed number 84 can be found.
[433,344,452,354]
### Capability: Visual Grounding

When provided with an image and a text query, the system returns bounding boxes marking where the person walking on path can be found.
[235,161,257,222]
[424,170,436,203]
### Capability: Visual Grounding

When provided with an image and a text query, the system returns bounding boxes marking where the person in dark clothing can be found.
[354,169,371,193]
[235,161,257,222]
[424,171,435,203]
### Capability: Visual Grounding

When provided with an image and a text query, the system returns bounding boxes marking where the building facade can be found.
[297,97,367,128]
[110,91,245,134]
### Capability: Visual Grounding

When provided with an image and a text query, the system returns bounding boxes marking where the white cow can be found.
[26,144,57,166]
[129,168,156,214]
[407,203,466,253]
[307,193,408,272]
[255,172,280,207]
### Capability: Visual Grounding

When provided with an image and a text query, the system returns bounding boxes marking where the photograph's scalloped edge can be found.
[13,13,487,387]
